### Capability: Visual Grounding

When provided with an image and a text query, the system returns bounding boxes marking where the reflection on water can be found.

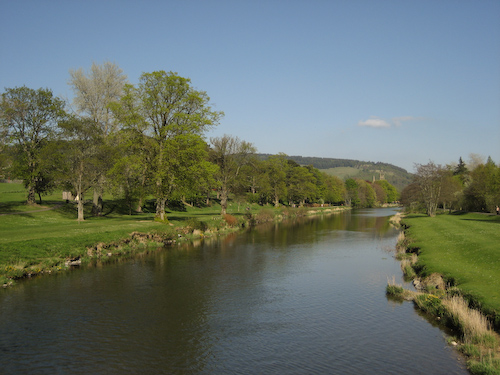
[0,208,467,374]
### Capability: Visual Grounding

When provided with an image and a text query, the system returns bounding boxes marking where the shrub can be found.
[255,208,275,224]
[223,214,238,227]
[414,293,446,316]
[186,218,208,232]
[386,283,405,296]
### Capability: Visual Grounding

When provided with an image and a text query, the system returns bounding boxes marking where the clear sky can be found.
[1,0,499,172]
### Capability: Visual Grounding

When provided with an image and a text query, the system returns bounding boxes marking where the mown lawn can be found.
[403,212,500,313]
[0,183,263,282]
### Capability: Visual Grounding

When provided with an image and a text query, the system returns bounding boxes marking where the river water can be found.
[0,208,467,374]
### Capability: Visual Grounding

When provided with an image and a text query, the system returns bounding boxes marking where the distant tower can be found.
[379,171,385,180]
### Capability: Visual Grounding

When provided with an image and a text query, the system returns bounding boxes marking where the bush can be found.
[223,214,238,227]
[415,294,446,316]
[255,208,275,223]
[386,283,405,296]
[186,218,208,232]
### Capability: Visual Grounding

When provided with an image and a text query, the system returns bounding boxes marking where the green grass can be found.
[0,182,346,285]
[0,183,280,284]
[403,212,500,313]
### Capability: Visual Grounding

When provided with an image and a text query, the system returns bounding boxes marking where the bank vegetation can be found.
[388,212,500,374]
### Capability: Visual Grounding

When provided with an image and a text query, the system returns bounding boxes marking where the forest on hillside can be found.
[258,154,413,191]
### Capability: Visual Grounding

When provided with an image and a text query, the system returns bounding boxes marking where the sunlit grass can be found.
[403,213,500,313]
[0,182,344,285]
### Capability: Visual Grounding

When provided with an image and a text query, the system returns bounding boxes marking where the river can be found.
[0,208,467,374]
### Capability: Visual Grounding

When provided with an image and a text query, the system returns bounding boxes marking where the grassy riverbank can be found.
[403,212,500,315]
[389,212,500,374]
[0,183,347,286]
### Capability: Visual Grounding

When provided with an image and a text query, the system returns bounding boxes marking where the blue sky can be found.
[1,0,499,172]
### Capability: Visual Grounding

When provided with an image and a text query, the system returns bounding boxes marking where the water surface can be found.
[0,208,467,374]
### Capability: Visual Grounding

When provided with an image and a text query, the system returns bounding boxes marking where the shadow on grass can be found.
[461,217,500,225]
[0,201,30,214]
[0,200,63,216]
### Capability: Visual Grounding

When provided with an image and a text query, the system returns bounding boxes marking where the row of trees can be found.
[1,62,399,221]
[401,157,500,216]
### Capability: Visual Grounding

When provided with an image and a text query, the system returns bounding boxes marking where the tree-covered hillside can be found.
[258,154,413,191]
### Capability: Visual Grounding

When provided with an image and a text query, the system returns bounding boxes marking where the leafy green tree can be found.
[374,180,399,203]
[356,179,376,207]
[463,157,499,212]
[345,178,359,207]
[0,86,66,204]
[109,84,154,213]
[58,117,104,221]
[210,134,256,215]
[400,182,423,212]
[305,165,326,203]
[132,71,223,221]
[262,154,288,207]
[286,163,316,206]
[373,182,387,205]
[322,174,345,204]
[439,170,463,212]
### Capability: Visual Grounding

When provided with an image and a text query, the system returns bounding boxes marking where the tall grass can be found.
[442,296,496,346]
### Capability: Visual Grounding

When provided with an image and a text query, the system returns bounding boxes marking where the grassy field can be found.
[403,212,500,314]
[1,182,340,285]
[0,183,262,284]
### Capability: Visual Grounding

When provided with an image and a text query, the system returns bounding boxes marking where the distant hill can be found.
[257,154,413,191]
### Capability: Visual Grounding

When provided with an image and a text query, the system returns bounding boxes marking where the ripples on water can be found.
[0,208,467,374]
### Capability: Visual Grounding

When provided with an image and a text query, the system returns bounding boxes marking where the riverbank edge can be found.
[387,213,500,374]
[1,205,351,288]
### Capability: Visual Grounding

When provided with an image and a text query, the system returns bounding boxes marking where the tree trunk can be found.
[77,161,85,221]
[77,193,85,221]
[26,157,37,205]
[156,197,167,221]
[220,187,228,215]
[136,168,147,213]
[136,197,143,213]
[27,183,36,205]
[92,183,103,216]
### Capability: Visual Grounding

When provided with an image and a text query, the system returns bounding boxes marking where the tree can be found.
[286,162,316,206]
[400,182,422,212]
[69,61,128,215]
[262,154,288,207]
[463,157,499,212]
[0,86,66,204]
[58,117,104,221]
[373,182,387,205]
[344,178,359,207]
[439,171,462,212]
[355,179,376,208]
[210,135,256,215]
[109,84,153,213]
[132,71,223,221]
[322,174,345,204]
[413,161,446,217]
[374,180,399,203]
[68,61,127,135]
